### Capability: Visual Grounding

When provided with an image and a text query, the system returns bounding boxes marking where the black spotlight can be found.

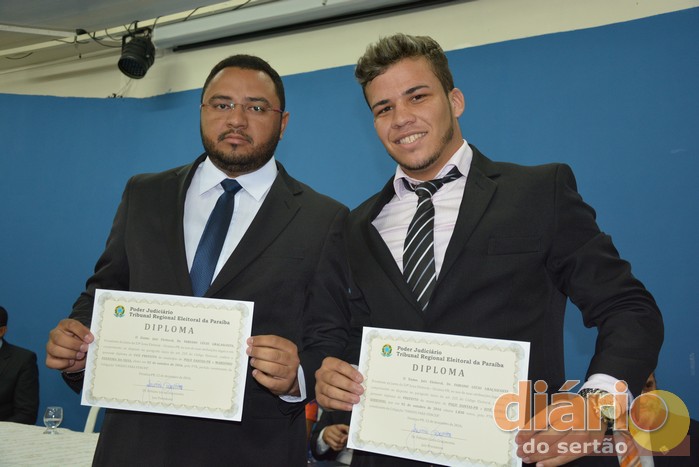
[118,30,155,79]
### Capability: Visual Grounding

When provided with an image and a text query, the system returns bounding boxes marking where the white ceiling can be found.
[0,0,441,76]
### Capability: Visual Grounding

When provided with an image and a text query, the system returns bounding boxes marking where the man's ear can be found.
[450,88,466,118]
[279,111,290,140]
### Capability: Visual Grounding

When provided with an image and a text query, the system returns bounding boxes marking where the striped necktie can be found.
[617,431,642,467]
[190,179,242,296]
[402,167,461,310]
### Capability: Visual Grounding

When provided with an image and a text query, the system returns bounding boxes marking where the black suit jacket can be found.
[0,339,39,425]
[345,146,663,467]
[68,156,350,466]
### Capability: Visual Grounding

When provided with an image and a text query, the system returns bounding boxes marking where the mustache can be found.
[218,130,252,144]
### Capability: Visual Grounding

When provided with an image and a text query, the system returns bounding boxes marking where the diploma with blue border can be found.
[348,327,530,466]
[81,289,254,421]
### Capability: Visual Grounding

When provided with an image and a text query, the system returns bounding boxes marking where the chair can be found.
[84,406,102,433]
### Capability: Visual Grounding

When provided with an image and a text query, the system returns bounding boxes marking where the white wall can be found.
[1,0,697,98]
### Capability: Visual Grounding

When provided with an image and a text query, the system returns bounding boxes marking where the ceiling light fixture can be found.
[118,29,155,79]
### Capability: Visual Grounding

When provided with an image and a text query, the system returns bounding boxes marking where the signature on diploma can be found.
[405,422,452,450]
[141,378,184,403]
[146,379,184,391]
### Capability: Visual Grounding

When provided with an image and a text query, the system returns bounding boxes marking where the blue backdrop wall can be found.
[1,8,697,431]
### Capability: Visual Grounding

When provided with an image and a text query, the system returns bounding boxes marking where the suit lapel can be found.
[363,178,424,314]
[161,155,204,296]
[438,148,499,282]
[206,163,300,297]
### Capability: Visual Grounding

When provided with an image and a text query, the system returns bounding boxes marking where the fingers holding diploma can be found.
[45,318,94,372]
[247,335,301,397]
[315,356,364,411]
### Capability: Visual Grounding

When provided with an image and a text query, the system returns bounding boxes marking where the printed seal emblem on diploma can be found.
[382,344,393,357]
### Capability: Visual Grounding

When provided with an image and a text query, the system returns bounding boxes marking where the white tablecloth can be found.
[0,422,99,466]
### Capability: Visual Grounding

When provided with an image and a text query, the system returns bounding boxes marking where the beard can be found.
[389,122,455,174]
[201,124,281,177]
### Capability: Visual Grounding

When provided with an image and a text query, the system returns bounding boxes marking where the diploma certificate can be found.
[81,289,254,421]
[348,327,530,466]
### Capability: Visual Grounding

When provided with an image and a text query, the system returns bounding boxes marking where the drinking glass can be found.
[43,406,63,434]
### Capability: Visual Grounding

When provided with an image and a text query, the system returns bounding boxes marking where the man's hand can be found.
[515,403,607,466]
[322,423,350,452]
[46,319,93,373]
[315,357,364,411]
[247,335,300,396]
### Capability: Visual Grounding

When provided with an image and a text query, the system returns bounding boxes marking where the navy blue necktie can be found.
[190,179,242,296]
[402,167,461,310]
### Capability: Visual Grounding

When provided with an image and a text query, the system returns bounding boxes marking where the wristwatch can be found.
[579,388,617,430]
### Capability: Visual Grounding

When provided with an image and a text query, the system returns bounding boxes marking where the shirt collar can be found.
[393,140,473,199]
[197,156,278,201]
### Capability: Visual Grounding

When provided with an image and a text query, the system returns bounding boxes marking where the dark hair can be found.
[0,306,7,327]
[355,33,454,97]
[201,54,286,110]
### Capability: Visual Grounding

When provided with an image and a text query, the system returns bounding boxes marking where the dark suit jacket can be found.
[0,339,39,424]
[311,409,352,463]
[344,146,663,467]
[67,156,350,467]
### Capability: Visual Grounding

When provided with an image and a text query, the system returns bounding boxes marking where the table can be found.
[0,422,99,466]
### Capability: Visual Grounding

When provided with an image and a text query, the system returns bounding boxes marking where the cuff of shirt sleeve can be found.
[279,365,306,403]
[580,373,634,401]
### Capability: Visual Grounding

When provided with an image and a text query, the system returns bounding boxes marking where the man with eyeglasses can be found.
[45,54,350,466]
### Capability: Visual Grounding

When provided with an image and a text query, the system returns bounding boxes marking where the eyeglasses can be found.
[201,100,283,117]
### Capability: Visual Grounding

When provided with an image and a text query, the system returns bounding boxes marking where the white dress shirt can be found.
[183,156,277,276]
